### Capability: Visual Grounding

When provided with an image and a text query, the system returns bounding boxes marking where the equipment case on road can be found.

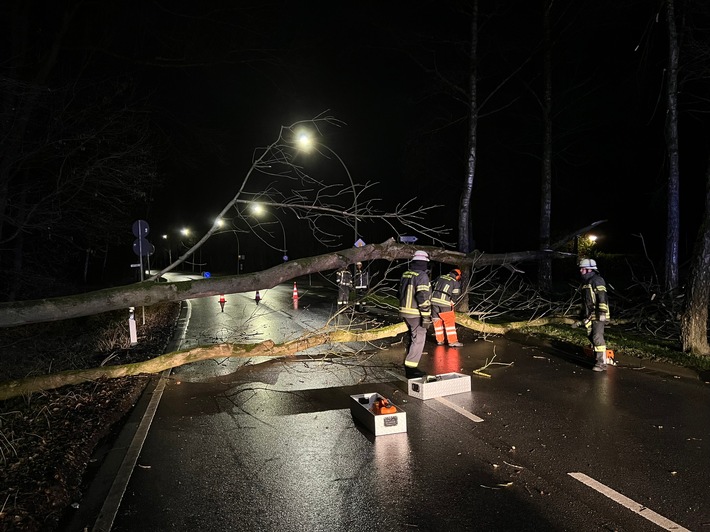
[349,392,407,436]
[407,372,471,400]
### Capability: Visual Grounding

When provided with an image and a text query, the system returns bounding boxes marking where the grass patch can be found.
[520,323,710,372]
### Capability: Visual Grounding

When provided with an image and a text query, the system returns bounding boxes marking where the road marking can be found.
[384,370,484,423]
[435,396,484,422]
[568,472,690,531]
[92,370,170,532]
[93,300,192,531]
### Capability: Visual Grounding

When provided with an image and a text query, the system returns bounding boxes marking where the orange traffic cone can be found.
[292,282,299,300]
[219,294,226,312]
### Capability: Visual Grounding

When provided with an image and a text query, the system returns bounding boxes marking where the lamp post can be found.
[180,227,195,272]
[162,234,172,266]
[250,203,287,262]
[296,132,358,245]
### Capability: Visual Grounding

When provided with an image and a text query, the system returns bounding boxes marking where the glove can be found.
[421,316,432,329]
[598,314,607,322]
[571,321,582,329]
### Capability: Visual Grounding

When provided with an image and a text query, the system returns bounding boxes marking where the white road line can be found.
[384,370,484,423]
[435,396,485,422]
[568,472,690,531]
[92,370,170,532]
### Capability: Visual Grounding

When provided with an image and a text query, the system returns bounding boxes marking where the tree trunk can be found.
[664,0,681,292]
[458,0,478,313]
[680,151,710,355]
[0,238,579,328]
[538,0,553,294]
[0,314,575,400]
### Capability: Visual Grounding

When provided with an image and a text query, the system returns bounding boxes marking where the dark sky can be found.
[6,0,708,273]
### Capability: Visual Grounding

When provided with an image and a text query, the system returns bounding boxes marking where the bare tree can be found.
[681,151,710,355]
[663,0,681,292]
[538,0,553,293]
[458,0,478,258]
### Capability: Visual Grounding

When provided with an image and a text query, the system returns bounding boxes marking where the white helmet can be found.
[412,250,429,262]
[578,258,597,270]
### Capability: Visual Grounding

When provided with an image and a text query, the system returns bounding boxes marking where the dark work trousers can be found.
[337,285,351,306]
[588,321,607,364]
[403,316,427,369]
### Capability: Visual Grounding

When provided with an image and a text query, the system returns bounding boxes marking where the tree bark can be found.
[0,314,576,400]
[538,0,553,294]
[680,151,710,355]
[0,238,579,328]
[664,0,681,292]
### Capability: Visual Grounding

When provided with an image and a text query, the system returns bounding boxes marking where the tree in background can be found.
[0,2,158,300]
[663,0,681,292]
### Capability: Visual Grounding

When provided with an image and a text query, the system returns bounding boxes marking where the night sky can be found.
[5,0,709,275]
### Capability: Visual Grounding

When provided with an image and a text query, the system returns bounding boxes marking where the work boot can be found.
[448,342,463,347]
[593,352,607,372]
[436,341,445,346]
[405,366,427,379]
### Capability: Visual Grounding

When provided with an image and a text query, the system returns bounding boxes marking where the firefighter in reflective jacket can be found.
[576,258,611,372]
[336,266,353,306]
[399,250,432,378]
[353,261,369,312]
[431,268,463,347]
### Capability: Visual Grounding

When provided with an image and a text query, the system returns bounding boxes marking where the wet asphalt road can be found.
[70,281,709,531]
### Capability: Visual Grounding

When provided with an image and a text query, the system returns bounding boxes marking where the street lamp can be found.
[295,131,358,245]
[162,234,172,265]
[250,203,287,261]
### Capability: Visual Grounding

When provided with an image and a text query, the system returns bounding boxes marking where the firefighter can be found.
[399,250,432,378]
[336,266,353,307]
[431,268,463,347]
[353,261,369,312]
[574,258,611,372]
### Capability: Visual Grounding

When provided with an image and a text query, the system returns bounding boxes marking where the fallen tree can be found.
[0,314,576,400]
[0,238,577,328]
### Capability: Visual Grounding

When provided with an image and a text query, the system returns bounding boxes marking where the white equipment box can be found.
[349,392,407,436]
[407,372,471,400]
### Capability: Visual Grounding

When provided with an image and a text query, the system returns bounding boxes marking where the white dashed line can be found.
[384,370,484,423]
[568,472,690,531]
[435,396,484,422]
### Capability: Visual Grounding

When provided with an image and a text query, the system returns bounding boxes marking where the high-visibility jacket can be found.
[580,271,610,322]
[431,273,461,309]
[336,269,353,287]
[399,265,431,318]
[354,268,369,290]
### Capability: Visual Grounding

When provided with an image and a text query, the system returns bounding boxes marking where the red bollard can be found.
[219,294,226,312]
[255,291,261,305]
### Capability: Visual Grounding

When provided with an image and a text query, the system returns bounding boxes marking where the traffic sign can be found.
[132,238,154,256]
[132,219,149,238]
[399,235,418,243]
[354,238,366,248]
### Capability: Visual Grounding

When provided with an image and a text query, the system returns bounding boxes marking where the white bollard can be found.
[129,306,138,345]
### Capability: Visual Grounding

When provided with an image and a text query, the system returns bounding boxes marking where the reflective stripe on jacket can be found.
[399,269,431,318]
[336,269,352,287]
[431,273,461,308]
[581,272,610,321]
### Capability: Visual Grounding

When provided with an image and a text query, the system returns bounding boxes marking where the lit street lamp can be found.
[250,203,287,262]
[296,131,358,245]
[163,235,173,264]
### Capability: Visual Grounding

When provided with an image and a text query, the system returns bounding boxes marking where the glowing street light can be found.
[250,203,287,261]
[162,234,172,264]
[294,130,358,244]
[588,234,598,243]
